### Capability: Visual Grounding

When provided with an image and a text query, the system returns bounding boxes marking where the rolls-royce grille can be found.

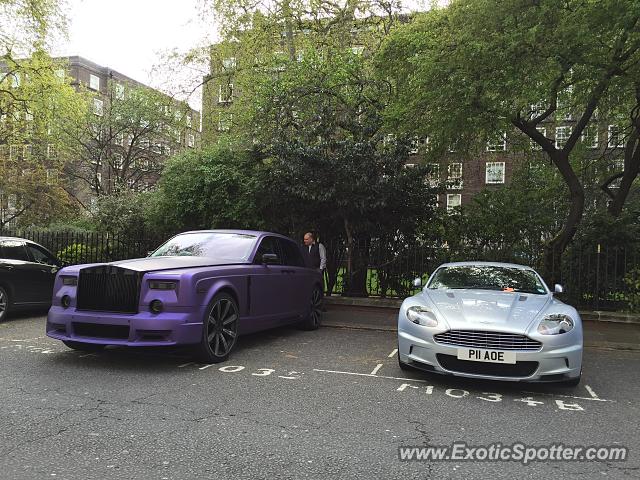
[433,330,542,351]
[436,354,538,377]
[76,265,141,314]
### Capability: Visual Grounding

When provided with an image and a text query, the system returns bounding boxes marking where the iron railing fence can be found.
[1,229,638,311]
[325,239,640,311]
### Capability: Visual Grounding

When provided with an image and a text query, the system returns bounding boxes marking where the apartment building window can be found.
[383,133,396,146]
[93,98,104,116]
[447,163,463,189]
[186,114,192,128]
[89,74,100,91]
[113,154,124,170]
[581,127,598,149]
[46,169,58,185]
[23,145,32,159]
[486,132,507,151]
[9,145,21,160]
[485,162,505,184]
[115,132,125,146]
[409,137,420,155]
[555,126,571,149]
[425,163,440,187]
[114,83,125,100]
[127,178,136,189]
[7,194,17,213]
[351,46,364,55]
[530,101,546,119]
[187,133,195,148]
[0,145,7,159]
[218,112,232,132]
[531,127,546,150]
[446,194,462,212]
[218,83,233,103]
[608,125,625,148]
[404,163,416,169]
[46,144,57,159]
[222,57,236,71]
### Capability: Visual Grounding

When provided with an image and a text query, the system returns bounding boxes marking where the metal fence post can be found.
[595,243,601,310]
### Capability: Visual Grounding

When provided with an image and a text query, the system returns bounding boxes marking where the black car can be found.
[0,236,62,322]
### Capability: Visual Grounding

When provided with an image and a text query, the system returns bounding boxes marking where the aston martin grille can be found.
[76,265,141,314]
[433,330,542,351]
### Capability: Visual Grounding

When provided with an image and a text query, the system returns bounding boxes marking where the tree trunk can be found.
[542,153,585,285]
[342,218,370,297]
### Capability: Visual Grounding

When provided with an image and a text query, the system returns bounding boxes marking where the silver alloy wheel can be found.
[207,297,238,357]
[310,288,323,327]
[0,288,7,321]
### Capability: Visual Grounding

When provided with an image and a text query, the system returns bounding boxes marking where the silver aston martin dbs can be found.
[397,262,583,385]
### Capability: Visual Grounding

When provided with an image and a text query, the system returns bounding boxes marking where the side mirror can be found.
[262,253,279,265]
[554,284,564,294]
[413,277,422,288]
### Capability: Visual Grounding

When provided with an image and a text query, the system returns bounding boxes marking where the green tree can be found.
[1,1,85,227]
[148,146,262,233]
[60,83,193,205]
[379,0,640,282]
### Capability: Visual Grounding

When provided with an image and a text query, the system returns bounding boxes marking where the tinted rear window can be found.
[0,241,30,261]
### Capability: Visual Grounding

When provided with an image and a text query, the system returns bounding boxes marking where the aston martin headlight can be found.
[406,306,438,327]
[538,314,574,335]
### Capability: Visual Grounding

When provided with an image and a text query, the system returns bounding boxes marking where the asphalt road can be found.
[1,313,638,480]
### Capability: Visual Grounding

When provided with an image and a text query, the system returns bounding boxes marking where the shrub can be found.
[57,243,100,265]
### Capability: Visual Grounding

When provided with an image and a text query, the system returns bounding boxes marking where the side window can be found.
[254,237,282,264]
[27,245,57,265]
[0,241,30,261]
[278,239,305,267]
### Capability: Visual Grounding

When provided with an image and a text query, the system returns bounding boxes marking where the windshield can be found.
[150,233,257,261]
[427,265,547,295]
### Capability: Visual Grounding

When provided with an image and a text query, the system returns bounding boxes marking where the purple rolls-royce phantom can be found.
[46,230,323,362]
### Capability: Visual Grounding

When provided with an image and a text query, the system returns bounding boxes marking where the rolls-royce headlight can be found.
[406,306,438,327]
[61,276,78,286]
[538,314,574,335]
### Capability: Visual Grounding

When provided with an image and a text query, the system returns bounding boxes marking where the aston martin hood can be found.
[425,289,550,330]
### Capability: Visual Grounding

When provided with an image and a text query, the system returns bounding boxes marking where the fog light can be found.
[150,299,163,314]
[61,295,71,308]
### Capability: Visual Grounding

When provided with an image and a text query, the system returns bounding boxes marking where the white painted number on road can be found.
[514,397,545,407]
[555,399,584,411]
[477,392,503,402]
[218,365,245,373]
[445,389,469,398]
[252,368,275,377]
[397,383,419,392]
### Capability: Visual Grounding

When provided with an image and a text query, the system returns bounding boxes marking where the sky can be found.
[53,0,215,110]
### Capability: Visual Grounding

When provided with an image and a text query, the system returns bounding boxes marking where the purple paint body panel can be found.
[46,230,322,352]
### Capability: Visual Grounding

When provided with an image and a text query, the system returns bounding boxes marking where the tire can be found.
[0,286,9,323]
[62,341,106,352]
[299,286,323,331]
[195,293,239,363]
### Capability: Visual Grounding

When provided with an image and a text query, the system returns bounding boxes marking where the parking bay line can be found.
[388,349,398,358]
[370,363,384,375]
[314,368,615,403]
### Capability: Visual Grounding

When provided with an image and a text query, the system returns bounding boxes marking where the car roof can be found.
[0,236,34,243]
[177,229,294,241]
[438,261,535,271]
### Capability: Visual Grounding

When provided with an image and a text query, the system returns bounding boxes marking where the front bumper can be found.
[46,306,204,347]
[398,328,583,382]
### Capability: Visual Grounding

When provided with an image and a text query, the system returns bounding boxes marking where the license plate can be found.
[457,348,516,364]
